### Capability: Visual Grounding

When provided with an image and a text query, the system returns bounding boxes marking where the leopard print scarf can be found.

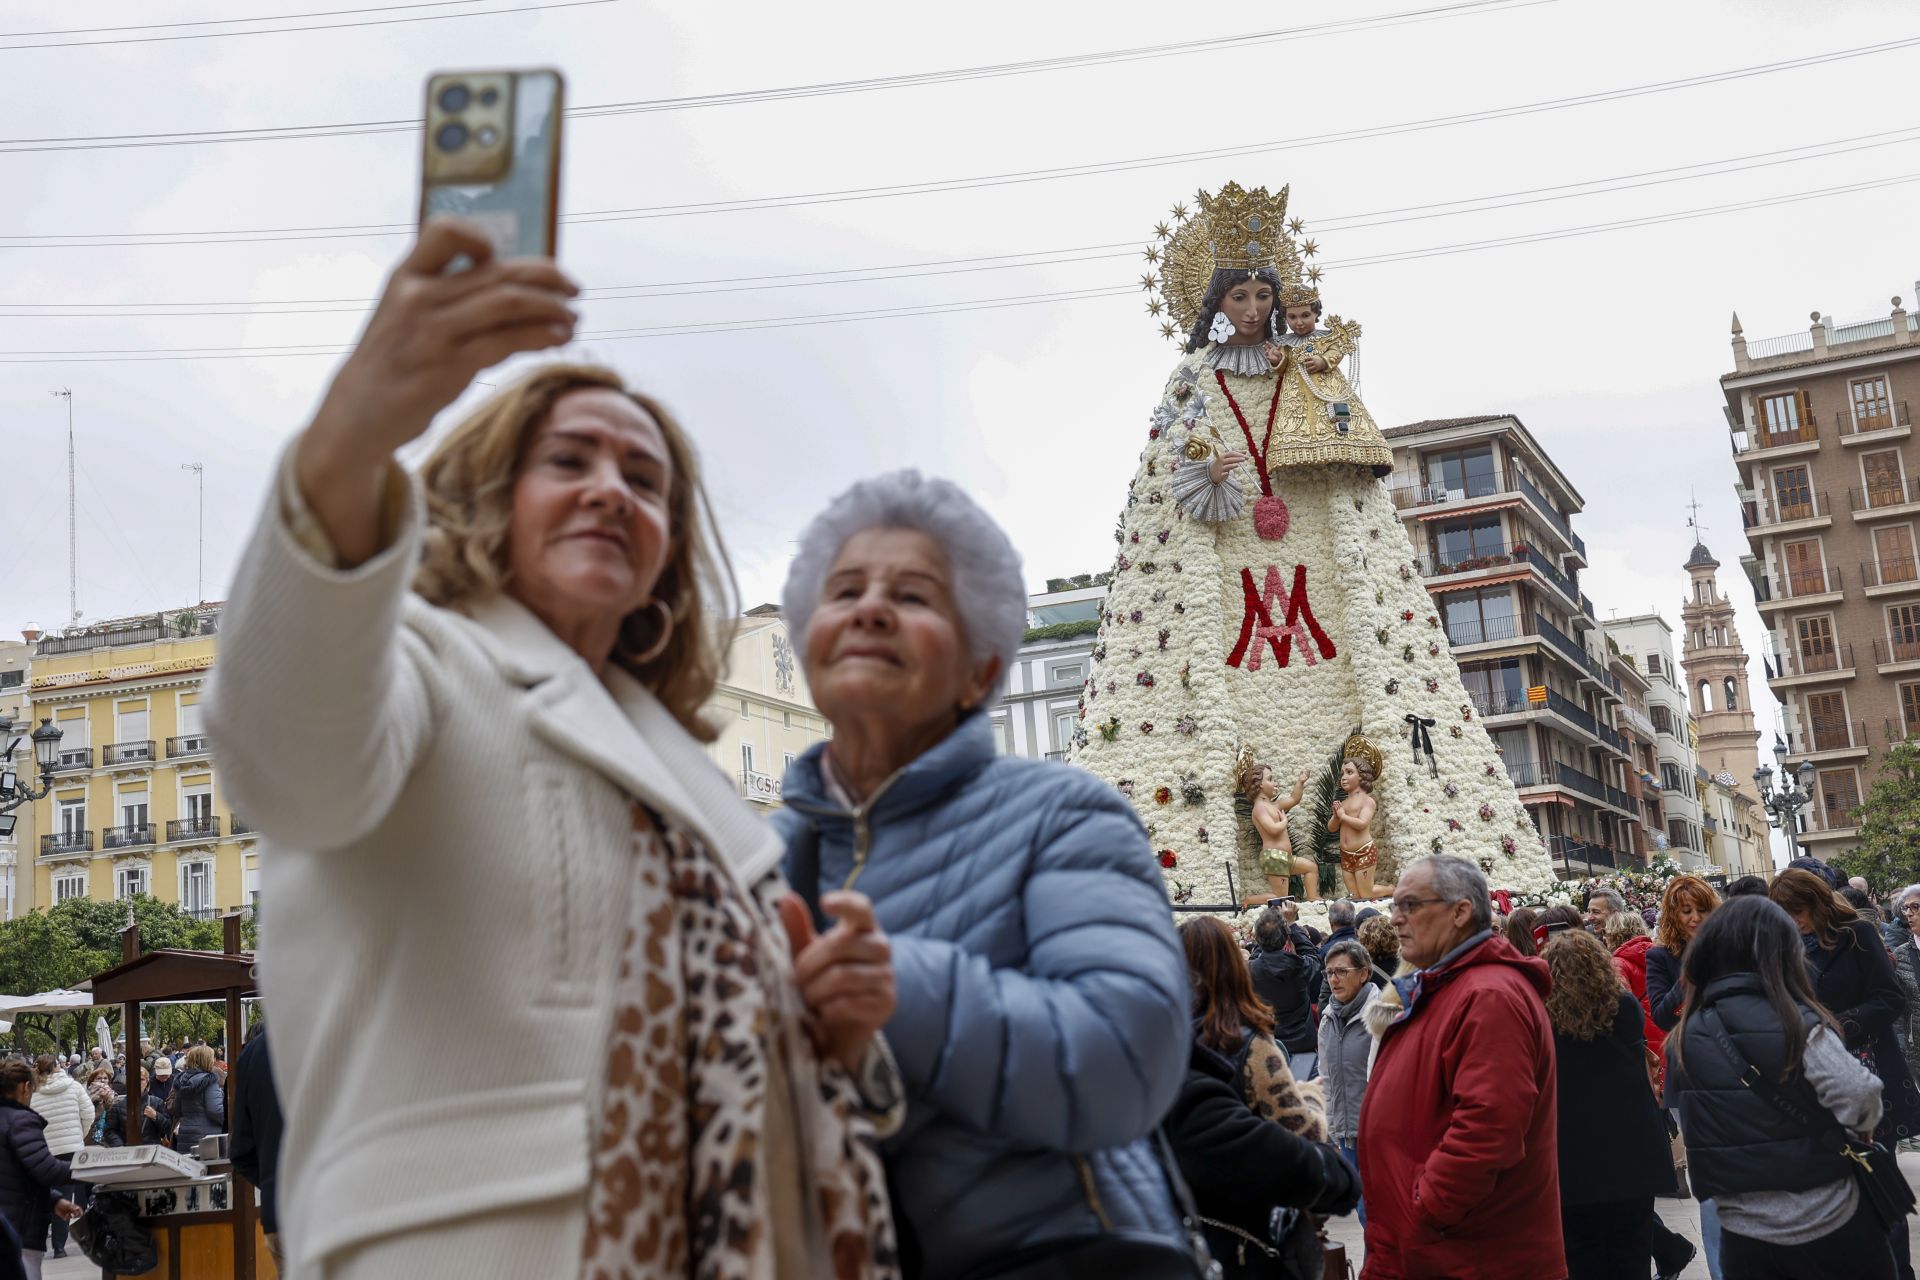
[580,808,899,1280]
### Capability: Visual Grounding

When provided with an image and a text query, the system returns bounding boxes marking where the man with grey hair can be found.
[1585,887,1624,937]
[1356,855,1562,1278]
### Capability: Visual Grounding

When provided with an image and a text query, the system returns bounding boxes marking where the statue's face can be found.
[1259,769,1277,799]
[1340,760,1360,793]
[1219,278,1275,342]
[1284,303,1318,336]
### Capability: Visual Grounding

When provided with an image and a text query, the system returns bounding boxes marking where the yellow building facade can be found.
[702,608,830,808]
[27,608,257,918]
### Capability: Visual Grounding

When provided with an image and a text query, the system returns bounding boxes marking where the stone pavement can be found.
[1321,1150,1920,1278]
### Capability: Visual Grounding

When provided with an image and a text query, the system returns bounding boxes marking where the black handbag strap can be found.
[1697,1012,1874,1172]
[783,811,833,935]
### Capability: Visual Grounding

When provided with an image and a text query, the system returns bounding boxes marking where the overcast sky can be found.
[3,0,1916,771]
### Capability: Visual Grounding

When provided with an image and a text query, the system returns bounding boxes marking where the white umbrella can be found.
[96,1015,112,1061]
[0,989,96,1017]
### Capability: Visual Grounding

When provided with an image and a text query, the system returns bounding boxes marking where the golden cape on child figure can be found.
[1071,181,1554,907]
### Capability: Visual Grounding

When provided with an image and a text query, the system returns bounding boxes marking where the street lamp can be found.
[1753,737,1818,862]
[0,715,64,829]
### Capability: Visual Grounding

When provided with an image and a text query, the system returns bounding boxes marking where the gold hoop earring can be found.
[632,599,674,665]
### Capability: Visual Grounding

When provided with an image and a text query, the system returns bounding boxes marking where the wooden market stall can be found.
[81,914,273,1280]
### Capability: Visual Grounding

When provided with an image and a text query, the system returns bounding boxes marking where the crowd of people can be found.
[2,220,1902,1278]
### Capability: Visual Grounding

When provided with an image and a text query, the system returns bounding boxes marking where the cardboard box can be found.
[71,1144,207,1188]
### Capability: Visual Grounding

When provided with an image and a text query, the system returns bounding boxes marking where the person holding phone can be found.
[206,218,901,1279]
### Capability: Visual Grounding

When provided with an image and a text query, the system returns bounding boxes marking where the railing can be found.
[1797,716,1868,754]
[230,816,254,836]
[1838,400,1911,436]
[1862,556,1919,589]
[1548,835,1622,875]
[1849,477,1920,512]
[51,748,92,773]
[1743,421,1820,452]
[1534,614,1611,686]
[165,734,210,759]
[1512,469,1575,541]
[1445,613,1522,647]
[1617,703,1656,740]
[1467,689,1532,717]
[1417,544,1525,578]
[102,740,154,766]
[1503,759,1546,786]
[1389,466,1577,543]
[1704,813,1720,833]
[39,831,91,857]
[1596,721,1628,754]
[166,816,221,843]
[1045,750,1068,762]
[1520,545,1579,603]
[102,823,155,850]
[1887,716,1920,743]
[1774,565,1842,600]
[34,624,167,656]
[1544,688,1597,735]
[1756,489,1830,526]
[1874,637,1920,665]
[183,906,219,921]
[1777,642,1854,677]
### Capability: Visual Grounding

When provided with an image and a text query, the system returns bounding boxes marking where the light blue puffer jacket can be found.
[777,713,1190,1279]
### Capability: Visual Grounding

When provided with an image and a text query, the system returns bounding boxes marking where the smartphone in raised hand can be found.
[419,68,565,261]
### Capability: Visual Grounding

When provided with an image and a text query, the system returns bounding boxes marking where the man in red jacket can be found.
[1357,855,1564,1280]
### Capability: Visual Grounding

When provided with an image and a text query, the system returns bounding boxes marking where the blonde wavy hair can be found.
[413,363,735,742]
[1542,929,1626,1041]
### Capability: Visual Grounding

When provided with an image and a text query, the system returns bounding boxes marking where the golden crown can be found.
[1144,181,1318,344]
[1277,281,1320,309]
[1342,733,1385,779]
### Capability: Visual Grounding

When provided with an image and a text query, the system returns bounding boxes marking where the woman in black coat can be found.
[0,1062,81,1279]
[1168,918,1358,1278]
[1541,931,1684,1280]
[99,1068,172,1149]
[1772,868,1920,1279]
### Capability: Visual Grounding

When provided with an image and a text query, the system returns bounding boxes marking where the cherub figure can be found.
[1241,762,1317,901]
[1328,754,1380,901]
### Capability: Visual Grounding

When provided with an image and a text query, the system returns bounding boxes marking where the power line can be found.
[0,1,496,39]
[4,32,1914,244]
[0,0,1547,147]
[2,164,1914,363]
[5,123,1916,312]
[0,0,617,53]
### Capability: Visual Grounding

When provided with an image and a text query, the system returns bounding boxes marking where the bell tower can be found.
[1679,538,1762,787]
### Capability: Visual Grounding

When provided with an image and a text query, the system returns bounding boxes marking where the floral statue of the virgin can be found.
[1069,181,1555,905]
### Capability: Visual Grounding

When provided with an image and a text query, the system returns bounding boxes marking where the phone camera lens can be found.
[435,121,469,152]
[475,125,500,147]
[478,87,500,107]
[437,83,472,114]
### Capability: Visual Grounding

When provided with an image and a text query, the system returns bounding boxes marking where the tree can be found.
[1831,741,1920,895]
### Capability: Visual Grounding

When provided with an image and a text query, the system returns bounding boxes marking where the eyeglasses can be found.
[1324,965,1363,979]
[1901,903,1920,916]
[1390,895,1454,918]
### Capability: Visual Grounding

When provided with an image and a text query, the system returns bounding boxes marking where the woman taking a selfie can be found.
[208,219,900,1279]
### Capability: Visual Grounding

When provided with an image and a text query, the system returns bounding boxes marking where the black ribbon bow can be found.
[1406,714,1438,777]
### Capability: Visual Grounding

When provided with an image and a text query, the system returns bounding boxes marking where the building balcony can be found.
[164,734,210,760]
[1756,566,1844,613]
[1519,545,1582,612]
[101,822,156,851]
[1534,614,1613,689]
[1417,544,1528,582]
[182,906,220,922]
[1391,465,1582,557]
[1791,717,1871,762]
[101,740,155,767]
[1466,689,1532,719]
[1850,477,1920,522]
[1735,420,1821,460]
[1837,400,1912,445]
[739,768,782,805]
[1885,717,1920,744]
[230,815,254,837]
[1768,643,1856,688]
[1548,835,1626,878]
[50,747,92,773]
[38,831,91,859]
[1750,489,1833,535]
[1553,762,1639,817]
[1873,636,1920,674]
[1799,822,1860,846]
[165,816,221,844]
[1444,613,1527,651]
[1862,556,1920,597]
[1616,703,1657,741]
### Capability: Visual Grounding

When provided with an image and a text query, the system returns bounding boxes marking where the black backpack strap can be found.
[784,811,832,936]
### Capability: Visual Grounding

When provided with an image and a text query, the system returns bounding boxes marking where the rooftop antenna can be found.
[51,390,77,624]
[180,463,204,602]
[1685,489,1706,545]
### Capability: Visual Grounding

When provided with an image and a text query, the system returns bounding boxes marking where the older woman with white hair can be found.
[775,471,1196,1279]
[207,219,900,1279]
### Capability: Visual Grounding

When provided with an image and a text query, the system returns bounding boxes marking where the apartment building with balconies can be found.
[1723,292,1920,856]
[986,575,1107,761]
[1604,615,1711,871]
[1385,415,1643,880]
[26,606,256,918]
